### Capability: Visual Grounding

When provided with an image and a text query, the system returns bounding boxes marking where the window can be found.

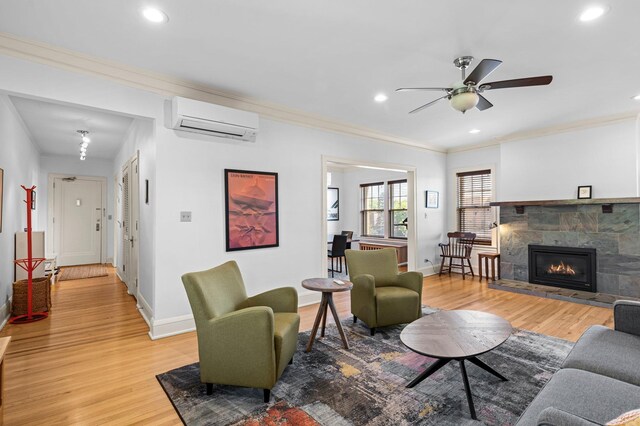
[389,180,408,239]
[457,169,492,245]
[361,182,385,237]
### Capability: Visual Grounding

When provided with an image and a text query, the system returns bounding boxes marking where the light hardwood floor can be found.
[0,268,613,424]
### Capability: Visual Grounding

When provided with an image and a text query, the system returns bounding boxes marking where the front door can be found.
[53,177,103,266]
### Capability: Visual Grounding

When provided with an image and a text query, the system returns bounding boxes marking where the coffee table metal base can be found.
[406,356,507,420]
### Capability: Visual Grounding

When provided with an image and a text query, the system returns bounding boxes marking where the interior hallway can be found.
[0,268,613,424]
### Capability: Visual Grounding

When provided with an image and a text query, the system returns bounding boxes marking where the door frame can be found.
[47,173,108,264]
[320,155,418,275]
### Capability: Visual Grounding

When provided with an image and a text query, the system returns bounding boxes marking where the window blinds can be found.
[457,169,492,243]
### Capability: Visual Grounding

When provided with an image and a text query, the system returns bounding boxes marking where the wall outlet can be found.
[180,211,192,222]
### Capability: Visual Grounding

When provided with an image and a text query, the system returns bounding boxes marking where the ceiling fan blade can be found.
[476,94,493,111]
[479,75,553,90]
[408,95,449,114]
[464,59,502,85]
[396,87,451,92]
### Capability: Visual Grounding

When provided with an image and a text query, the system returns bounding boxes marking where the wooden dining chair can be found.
[438,232,476,279]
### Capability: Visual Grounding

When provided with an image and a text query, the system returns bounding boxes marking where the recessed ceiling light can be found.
[374,93,388,103]
[142,7,169,23]
[469,129,481,134]
[579,5,608,22]
[633,94,640,101]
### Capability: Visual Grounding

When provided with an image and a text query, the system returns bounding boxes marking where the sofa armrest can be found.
[537,407,603,426]
[240,287,298,313]
[396,271,423,296]
[613,300,640,336]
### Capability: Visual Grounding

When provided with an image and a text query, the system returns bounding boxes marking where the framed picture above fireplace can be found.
[577,185,592,199]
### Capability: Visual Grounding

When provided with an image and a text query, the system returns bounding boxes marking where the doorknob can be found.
[96,223,100,231]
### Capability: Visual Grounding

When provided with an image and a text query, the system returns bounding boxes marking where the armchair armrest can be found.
[351,274,376,300]
[396,271,423,295]
[240,287,298,313]
[199,306,277,389]
[537,407,603,426]
[614,300,640,336]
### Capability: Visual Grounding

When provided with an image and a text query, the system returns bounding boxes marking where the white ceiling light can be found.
[142,7,169,23]
[374,93,388,103]
[579,6,608,22]
[77,130,90,160]
[469,129,481,134]
[633,94,640,101]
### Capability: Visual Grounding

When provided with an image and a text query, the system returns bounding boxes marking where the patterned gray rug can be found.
[157,310,573,425]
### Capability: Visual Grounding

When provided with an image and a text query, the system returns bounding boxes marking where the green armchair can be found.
[182,260,300,402]
[345,248,423,335]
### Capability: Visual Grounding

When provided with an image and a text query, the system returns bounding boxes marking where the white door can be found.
[53,177,103,266]
[121,153,140,296]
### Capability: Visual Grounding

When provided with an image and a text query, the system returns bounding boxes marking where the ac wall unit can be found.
[171,97,259,142]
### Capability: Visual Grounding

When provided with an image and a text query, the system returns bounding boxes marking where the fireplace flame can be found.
[547,261,576,276]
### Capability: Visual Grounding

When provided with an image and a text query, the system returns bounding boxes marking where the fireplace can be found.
[528,245,597,292]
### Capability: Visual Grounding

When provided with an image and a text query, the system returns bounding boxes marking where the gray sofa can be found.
[516,300,640,426]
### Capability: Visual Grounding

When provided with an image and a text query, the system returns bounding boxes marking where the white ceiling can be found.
[9,96,134,159]
[1,1,639,150]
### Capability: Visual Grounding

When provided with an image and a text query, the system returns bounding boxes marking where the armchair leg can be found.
[353,315,357,323]
[263,389,271,403]
[439,257,446,276]
[461,260,466,280]
[206,383,213,395]
[289,356,293,365]
[370,327,376,336]
[467,258,475,277]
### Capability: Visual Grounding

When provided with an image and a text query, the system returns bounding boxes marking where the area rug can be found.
[58,264,108,281]
[157,310,573,425]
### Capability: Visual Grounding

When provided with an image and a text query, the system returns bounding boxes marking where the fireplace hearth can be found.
[528,245,597,292]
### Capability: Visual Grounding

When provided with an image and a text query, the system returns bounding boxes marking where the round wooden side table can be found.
[302,278,353,352]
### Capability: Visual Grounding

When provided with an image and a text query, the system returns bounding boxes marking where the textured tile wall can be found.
[499,204,640,297]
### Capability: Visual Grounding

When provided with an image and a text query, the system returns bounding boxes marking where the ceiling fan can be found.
[396,56,552,114]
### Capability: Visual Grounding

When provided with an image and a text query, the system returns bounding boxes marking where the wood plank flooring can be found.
[0,268,613,424]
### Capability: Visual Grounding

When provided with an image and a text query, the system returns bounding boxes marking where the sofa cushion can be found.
[375,286,420,327]
[515,368,640,426]
[562,325,640,387]
[273,312,300,379]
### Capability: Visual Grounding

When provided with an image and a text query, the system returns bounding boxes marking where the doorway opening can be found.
[321,156,417,279]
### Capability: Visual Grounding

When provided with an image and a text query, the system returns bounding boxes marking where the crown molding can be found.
[0,32,447,153]
[447,111,640,154]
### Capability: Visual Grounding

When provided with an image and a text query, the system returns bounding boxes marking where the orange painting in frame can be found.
[225,169,279,251]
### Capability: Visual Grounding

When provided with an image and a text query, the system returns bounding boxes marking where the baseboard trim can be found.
[417,264,438,276]
[298,290,322,307]
[149,314,195,340]
[136,293,153,328]
[0,298,11,331]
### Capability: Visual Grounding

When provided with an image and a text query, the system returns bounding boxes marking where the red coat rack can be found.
[10,185,48,324]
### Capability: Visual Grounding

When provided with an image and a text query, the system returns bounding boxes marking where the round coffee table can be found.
[302,278,353,352]
[400,310,513,420]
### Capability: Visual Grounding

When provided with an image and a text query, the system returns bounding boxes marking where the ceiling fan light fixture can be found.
[450,91,479,113]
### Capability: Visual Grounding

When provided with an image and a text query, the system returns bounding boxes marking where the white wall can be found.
[0,94,41,325]
[500,120,638,201]
[154,118,447,326]
[38,154,115,261]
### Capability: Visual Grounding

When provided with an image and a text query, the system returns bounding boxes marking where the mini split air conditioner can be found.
[171,97,259,142]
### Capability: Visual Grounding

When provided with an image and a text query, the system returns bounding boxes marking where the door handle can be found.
[96,223,100,231]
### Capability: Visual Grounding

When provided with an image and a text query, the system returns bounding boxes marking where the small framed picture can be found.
[577,185,592,200]
[426,190,439,208]
[327,187,339,221]
[31,190,36,210]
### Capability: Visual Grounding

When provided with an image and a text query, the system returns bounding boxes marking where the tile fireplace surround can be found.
[495,199,640,298]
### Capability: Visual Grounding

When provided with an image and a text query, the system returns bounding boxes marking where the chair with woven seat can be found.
[182,260,299,403]
[345,248,423,336]
[438,232,476,279]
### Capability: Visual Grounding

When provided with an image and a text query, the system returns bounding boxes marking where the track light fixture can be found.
[77,130,90,160]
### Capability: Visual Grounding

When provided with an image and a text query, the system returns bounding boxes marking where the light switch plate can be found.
[180,211,192,222]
